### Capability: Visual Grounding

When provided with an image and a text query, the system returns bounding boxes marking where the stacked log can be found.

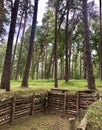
[34,94,46,114]
[0,93,47,126]
[48,92,65,114]
[0,90,100,127]
[47,90,100,118]
[66,94,78,117]
[14,96,32,119]
[79,92,98,111]
[0,97,12,125]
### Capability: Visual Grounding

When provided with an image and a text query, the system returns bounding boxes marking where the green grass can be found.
[0,79,102,130]
[87,100,102,129]
[0,79,102,96]
[0,114,72,130]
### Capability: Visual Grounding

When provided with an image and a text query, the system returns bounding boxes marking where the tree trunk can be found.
[65,0,69,82]
[36,46,40,80]
[15,3,28,80]
[41,56,44,79]
[82,0,96,90]
[21,0,38,87]
[44,42,48,79]
[54,1,58,88]
[0,0,3,29]
[60,57,64,80]
[47,45,54,79]
[99,0,102,80]
[80,54,82,79]
[11,12,24,77]
[0,0,19,91]
[31,52,36,79]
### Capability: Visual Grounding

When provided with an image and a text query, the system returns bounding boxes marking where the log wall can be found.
[47,90,100,117]
[0,89,100,126]
[0,93,46,126]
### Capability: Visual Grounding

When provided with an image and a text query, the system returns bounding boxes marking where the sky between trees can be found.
[37,0,99,25]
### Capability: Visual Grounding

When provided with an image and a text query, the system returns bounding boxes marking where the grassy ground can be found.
[0,114,73,130]
[0,79,102,99]
[87,100,102,130]
[0,79,102,130]
[1,79,102,93]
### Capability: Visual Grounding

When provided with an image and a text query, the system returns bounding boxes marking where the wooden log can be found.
[14,111,30,119]
[44,92,48,111]
[48,96,64,100]
[48,100,64,104]
[76,92,80,115]
[0,114,11,121]
[34,107,44,111]
[30,93,35,115]
[34,103,44,109]
[0,118,10,126]
[11,96,16,122]
[0,109,11,116]
[34,109,45,114]
[16,100,31,104]
[15,109,30,116]
[76,114,87,130]
[15,105,31,112]
[51,88,68,93]
[69,117,76,130]
[15,103,31,110]
[48,103,64,108]
[48,92,65,96]
[64,92,67,113]
[0,106,12,113]
[48,100,64,105]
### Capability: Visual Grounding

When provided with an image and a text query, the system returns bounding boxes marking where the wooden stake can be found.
[76,92,80,115]
[11,96,16,122]
[30,93,35,115]
[64,92,67,114]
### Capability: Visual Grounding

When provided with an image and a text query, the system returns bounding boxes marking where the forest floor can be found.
[0,113,77,130]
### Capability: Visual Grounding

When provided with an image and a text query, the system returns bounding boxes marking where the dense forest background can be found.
[0,0,102,91]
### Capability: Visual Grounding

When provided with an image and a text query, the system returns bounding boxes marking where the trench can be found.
[0,88,101,130]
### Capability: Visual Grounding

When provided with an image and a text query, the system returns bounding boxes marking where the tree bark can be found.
[82,0,96,90]
[47,45,54,79]
[0,0,3,29]
[31,52,36,79]
[11,12,24,77]
[21,0,38,87]
[44,42,48,79]
[65,0,69,82]
[54,1,58,88]
[36,46,40,80]
[15,2,28,80]
[99,0,102,80]
[0,0,20,91]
